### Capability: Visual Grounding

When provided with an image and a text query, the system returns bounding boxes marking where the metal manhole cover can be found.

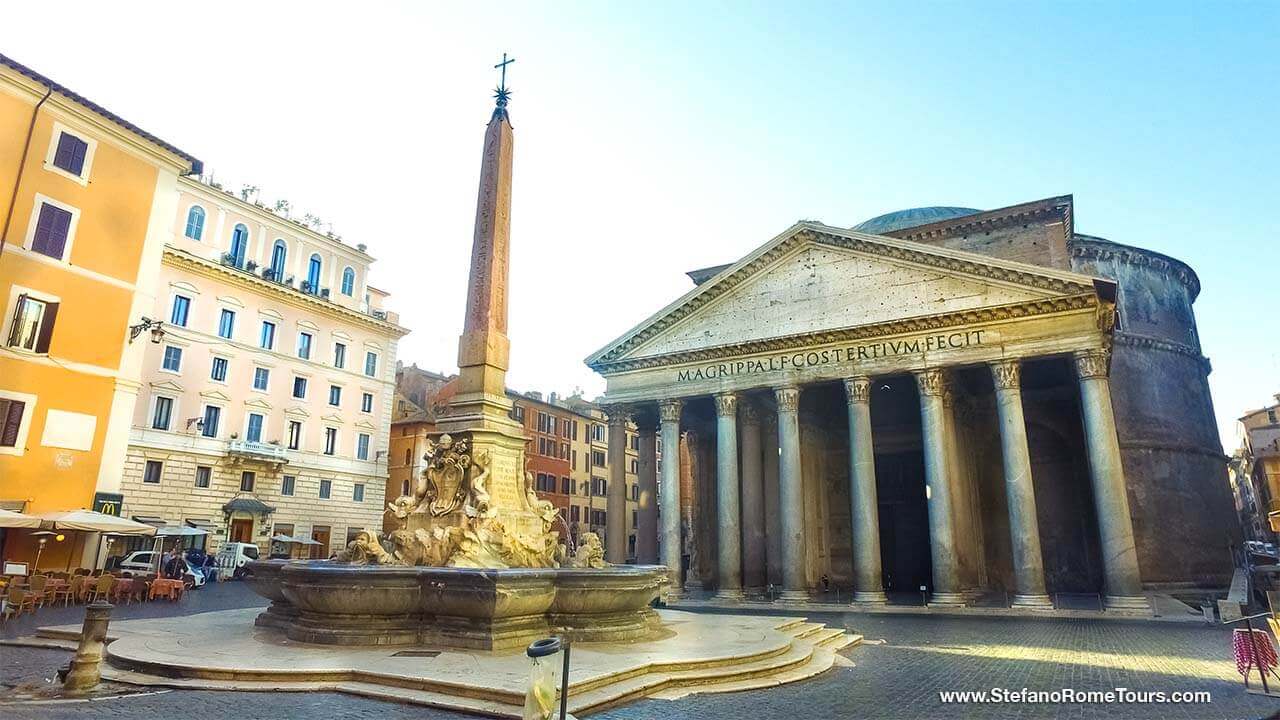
[391,650,441,658]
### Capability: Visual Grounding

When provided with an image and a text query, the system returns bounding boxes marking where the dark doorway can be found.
[876,451,932,592]
[229,518,253,544]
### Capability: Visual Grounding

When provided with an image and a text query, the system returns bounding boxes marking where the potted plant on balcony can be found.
[246,260,258,272]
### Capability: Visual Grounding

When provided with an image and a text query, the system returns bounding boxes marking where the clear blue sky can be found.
[4,1,1276,443]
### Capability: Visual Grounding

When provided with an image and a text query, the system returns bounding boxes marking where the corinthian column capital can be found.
[844,376,871,405]
[1074,349,1111,380]
[914,368,946,397]
[604,404,632,426]
[714,392,738,418]
[774,386,800,413]
[658,398,683,423]
[991,359,1022,390]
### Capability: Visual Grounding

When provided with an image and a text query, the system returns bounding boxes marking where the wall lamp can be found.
[128,317,166,344]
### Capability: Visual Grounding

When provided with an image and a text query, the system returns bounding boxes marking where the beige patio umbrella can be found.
[38,509,157,535]
[0,507,40,528]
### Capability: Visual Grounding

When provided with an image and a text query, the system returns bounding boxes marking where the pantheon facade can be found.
[587,196,1233,611]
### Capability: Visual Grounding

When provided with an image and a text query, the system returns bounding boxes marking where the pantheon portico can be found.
[587,198,1236,611]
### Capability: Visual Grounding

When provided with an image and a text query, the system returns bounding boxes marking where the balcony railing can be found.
[216,253,391,323]
[228,439,289,465]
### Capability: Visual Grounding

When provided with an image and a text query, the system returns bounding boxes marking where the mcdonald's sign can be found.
[93,492,124,517]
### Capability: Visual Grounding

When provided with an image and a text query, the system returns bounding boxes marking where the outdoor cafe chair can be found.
[86,574,115,603]
[27,575,51,607]
[4,586,35,618]
[53,575,85,606]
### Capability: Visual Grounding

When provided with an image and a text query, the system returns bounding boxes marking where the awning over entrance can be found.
[223,497,275,515]
[185,518,216,531]
[0,499,28,512]
[132,515,166,527]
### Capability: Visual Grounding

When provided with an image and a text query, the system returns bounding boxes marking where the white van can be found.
[215,542,261,579]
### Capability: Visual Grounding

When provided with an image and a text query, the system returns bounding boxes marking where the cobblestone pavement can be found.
[4,585,1280,719]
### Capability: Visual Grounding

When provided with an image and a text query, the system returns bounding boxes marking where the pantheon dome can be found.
[852,206,982,234]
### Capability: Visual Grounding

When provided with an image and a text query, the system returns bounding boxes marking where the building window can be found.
[240,471,255,492]
[253,367,270,391]
[52,131,90,176]
[260,321,276,349]
[357,433,370,460]
[630,459,638,474]
[297,332,313,359]
[195,466,211,488]
[323,428,337,456]
[292,376,308,399]
[151,396,173,430]
[161,345,183,372]
[570,506,580,523]
[184,206,205,240]
[210,356,229,382]
[631,485,639,501]
[341,267,355,296]
[632,510,638,528]
[333,342,346,368]
[217,309,236,339]
[228,224,249,267]
[7,294,57,353]
[592,450,606,467]
[353,483,365,502]
[246,413,264,442]
[403,447,412,466]
[305,254,322,293]
[364,351,378,377]
[0,398,28,449]
[319,478,332,499]
[281,474,296,496]
[511,405,525,422]
[30,201,74,260]
[592,424,605,442]
[630,435,639,451]
[561,477,571,494]
[269,239,287,278]
[591,477,606,496]
[143,460,163,484]
[201,405,221,438]
[361,392,373,413]
[328,385,342,407]
[170,295,191,326]
[287,420,302,450]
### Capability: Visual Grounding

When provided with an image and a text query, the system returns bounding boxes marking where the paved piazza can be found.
[3,583,1279,719]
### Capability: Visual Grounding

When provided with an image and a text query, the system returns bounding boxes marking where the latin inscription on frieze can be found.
[676,329,986,382]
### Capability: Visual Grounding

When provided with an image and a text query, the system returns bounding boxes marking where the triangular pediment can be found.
[244,397,272,411]
[199,389,232,402]
[588,222,1103,368]
[283,406,310,417]
[354,418,377,431]
[321,412,345,425]
[150,380,184,393]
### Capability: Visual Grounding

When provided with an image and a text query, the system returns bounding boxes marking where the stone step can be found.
[643,632,846,703]
[823,632,862,651]
[807,627,847,647]
[0,636,79,651]
[568,634,821,715]
[788,622,826,639]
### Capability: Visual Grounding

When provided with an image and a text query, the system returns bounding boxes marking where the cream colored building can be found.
[117,176,408,557]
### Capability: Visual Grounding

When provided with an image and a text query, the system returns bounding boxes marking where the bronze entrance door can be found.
[229,518,253,544]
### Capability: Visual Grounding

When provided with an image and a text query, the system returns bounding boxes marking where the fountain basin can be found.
[244,560,668,650]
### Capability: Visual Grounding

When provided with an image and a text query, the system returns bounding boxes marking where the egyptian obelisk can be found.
[431,56,545,540]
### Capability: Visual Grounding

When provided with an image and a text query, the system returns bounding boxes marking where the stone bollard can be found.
[63,601,113,694]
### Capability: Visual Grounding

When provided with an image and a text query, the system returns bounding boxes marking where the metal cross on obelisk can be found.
[494,53,514,98]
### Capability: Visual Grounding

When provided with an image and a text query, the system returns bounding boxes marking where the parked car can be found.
[117,550,205,587]
[215,542,261,579]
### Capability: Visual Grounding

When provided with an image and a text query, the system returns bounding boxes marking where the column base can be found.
[927,592,969,608]
[1011,594,1054,610]
[1104,595,1151,613]
[714,589,744,602]
[851,591,888,604]
[776,590,809,603]
[661,589,682,605]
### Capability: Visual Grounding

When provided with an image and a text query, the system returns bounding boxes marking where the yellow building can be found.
[0,54,200,569]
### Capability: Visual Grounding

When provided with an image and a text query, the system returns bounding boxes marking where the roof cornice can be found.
[162,247,409,337]
[587,222,1102,368]
[0,54,200,173]
[884,195,1074,247]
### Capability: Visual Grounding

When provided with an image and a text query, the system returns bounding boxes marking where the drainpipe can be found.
[0,85,53,258]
